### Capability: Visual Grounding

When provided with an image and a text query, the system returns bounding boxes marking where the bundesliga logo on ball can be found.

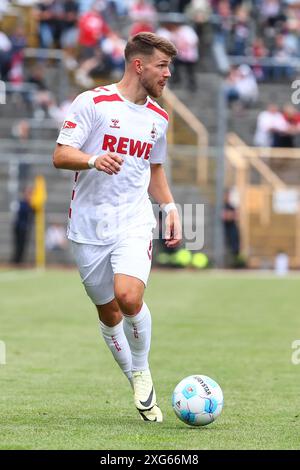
[172,375,224,426]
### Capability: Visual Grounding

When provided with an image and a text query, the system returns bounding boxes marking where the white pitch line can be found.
[0,270,44,283]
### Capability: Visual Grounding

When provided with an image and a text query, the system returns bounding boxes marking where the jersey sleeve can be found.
[149,125,168,164]
[56,92,96,149]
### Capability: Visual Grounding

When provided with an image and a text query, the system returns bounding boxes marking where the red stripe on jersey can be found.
[93,93,123,104]
[69,207,72,219]
[71,190,75,200]
[74,171,79,182]
[92,86,110,92]
[146,102,168,121]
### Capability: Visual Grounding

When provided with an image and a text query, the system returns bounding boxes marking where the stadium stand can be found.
[1,0,300,268]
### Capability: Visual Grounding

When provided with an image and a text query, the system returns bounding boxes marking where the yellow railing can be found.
[162,87,209,184]
[225,133,300,267]
[226,133,286,190]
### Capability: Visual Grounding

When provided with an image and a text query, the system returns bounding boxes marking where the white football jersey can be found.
[56,84,168,245]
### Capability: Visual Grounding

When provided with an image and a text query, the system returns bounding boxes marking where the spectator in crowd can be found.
[224,66,240,104]
[129,0,157,37]
[78,2,111,57]
[8,25,27,85]
[222,189,240,264]
[129,0,156,21]
[212,0,232,48]
[259,0,284,29]
[156,21,174,42]
[254,103,290,147]
[101,32,125,78]
[273,103,300,147]
[185,0,212,52]
[251,36,269,81]
[158,20,199,89]
[11,187,34,265]
[171,22,199,89]
[0,30,12,80]
[34,0,65,49]
[271,33,297,79]
[283,103,300,127]
[61,0,79,48]
[225,64,258,108]
[9,25,27,56]
[231,6,250,56]
[130,20,154,37]
[46,223,68,251]
[27,64,55,117]
[274,249,289,276]
[75,2,111,87]
[12,119,32,190]
[34,0,79,51]
[60,0,79,69]
[235,64,258,104]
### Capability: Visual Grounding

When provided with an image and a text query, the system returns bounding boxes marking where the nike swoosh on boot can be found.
[138,386,154,409]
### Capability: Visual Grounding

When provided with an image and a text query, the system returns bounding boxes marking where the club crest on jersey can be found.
[110,118,120,129]
[151,123,158,141]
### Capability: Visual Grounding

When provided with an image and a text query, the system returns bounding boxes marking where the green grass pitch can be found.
[0,269,299,450]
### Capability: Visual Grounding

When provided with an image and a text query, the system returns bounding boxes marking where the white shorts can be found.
[71,235,153,305]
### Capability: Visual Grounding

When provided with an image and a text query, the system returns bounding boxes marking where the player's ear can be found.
[134,58,143,74]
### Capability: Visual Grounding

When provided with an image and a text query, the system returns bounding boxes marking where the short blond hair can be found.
[125,32,177,62]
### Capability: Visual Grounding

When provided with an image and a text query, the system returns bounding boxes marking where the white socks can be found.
[99,319,133,385]
[123,302,152,372]
[99,303,152,383]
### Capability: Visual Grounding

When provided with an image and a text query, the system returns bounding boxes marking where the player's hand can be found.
[94,152,124,175]
[165,210,182,248]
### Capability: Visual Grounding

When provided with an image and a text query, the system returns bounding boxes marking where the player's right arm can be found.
[53,91,123,175]
[53,144,123,175]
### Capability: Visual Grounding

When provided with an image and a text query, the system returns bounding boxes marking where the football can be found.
[172,375,224,426]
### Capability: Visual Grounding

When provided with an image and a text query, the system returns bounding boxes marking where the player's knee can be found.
[96,300,122,326]
[100,309,122,327]
[115,289,142,315]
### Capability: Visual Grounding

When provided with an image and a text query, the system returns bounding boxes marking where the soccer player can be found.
[53,32,182,422]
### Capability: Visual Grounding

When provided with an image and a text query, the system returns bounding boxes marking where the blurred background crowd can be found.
[1,0,300,270]
[1,1,300,141]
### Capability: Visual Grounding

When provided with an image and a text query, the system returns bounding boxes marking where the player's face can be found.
[139,50,172,98]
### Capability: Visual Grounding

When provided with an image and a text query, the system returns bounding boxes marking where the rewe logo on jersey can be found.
[102,134,153,160]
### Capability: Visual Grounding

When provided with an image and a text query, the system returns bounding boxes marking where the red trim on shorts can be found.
[147,240,152,260]
[71,190,75,200]
[93,93,123,104]
[146,102,168,121]
[74,171,79,182]
[69,207,72,219]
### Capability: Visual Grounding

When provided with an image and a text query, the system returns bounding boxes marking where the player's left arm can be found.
[149,163,182,248]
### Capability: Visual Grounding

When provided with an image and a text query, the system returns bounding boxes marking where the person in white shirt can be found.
[158,22,199,89]
[235,64,258,105]
[254,104,289,147]
[53,32,181,423]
